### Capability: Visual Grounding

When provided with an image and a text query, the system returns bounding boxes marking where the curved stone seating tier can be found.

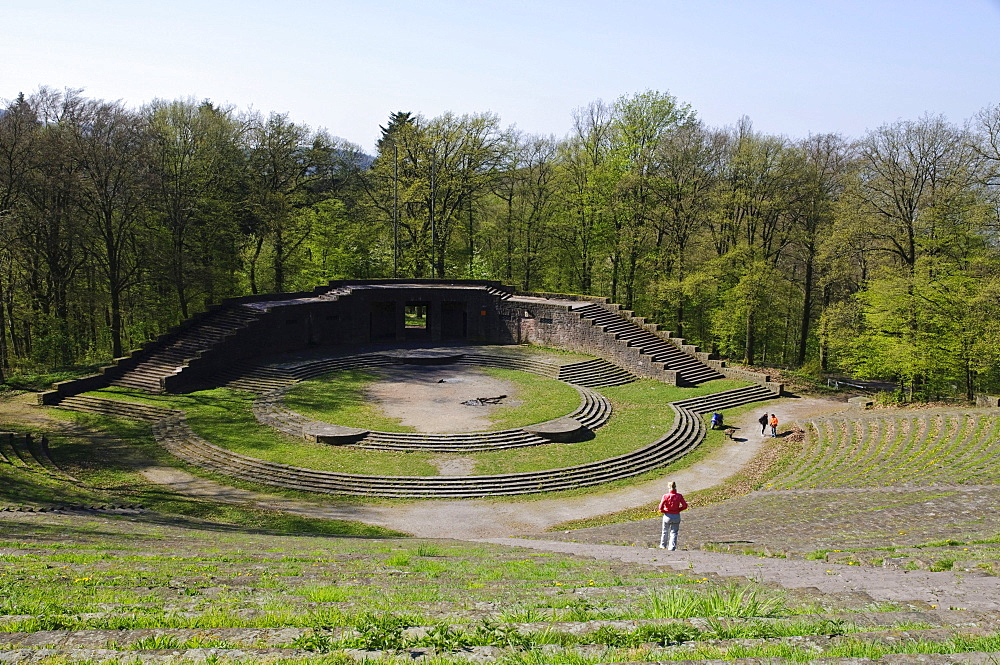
[571,303,724,385]
[145,384,776,498]
[56,395,183,423]
[219,354,398,394]
[670,384,778,414]
[0,430,78,482]
[249,353,614,452]
[150,405,702,498]
[453,353,562,378]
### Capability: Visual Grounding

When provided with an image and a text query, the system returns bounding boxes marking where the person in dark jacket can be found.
[758,413,769,435]
[657,481,688,550]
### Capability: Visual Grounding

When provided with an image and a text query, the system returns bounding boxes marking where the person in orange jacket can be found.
[657,481,688,550]
[769,414,779,437]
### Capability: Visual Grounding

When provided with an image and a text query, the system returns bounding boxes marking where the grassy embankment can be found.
[2,511,995,663]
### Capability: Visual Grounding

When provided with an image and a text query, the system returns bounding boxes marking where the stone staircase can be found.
[108,305,263,393]
[571,302,724,385]
[557,358,637,387]
[485,285,514,300]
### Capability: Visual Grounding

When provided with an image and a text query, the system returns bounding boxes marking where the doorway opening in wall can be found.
[405,303,428,329]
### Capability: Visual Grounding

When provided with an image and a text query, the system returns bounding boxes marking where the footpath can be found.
[478,538,1000,612]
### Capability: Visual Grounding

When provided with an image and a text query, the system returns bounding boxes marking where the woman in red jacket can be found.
[658,481,688,550]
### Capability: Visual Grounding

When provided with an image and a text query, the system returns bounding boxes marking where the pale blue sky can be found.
[4,0,1000,151]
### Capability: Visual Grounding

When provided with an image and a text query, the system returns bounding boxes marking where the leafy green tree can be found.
[364,111,507,278]
[67,98,151,358]
[242,112,314,293]
[555,100,617,294]
[146,98,245,319]
[608,90,694,308]
[483,132,558,289]
[648,120,724,336]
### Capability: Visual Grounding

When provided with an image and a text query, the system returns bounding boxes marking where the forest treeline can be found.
[1,87,999,400]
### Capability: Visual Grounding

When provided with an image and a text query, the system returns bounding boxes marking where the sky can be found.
[4,0,1000,153]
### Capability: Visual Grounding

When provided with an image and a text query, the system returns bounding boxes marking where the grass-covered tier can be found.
[3,510,1000,663]
[768,409,1000,489]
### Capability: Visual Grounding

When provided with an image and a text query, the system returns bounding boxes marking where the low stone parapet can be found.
[302,423,369,445]
[522,418,589,443]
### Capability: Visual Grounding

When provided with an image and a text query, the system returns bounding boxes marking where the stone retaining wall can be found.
[495,300,677,383]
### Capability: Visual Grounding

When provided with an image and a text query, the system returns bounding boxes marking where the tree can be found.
[69,98,150,358]
[363,111,507,278]
[844,115,977,274]
[0,92,41,377]
[555,100,616,294]
[242,112,314,293]
[787,133,851,366]
[485,132,559,289]
[608,90,694,308]
[147,98,245,318]
[13,89,90,364]
[648,120,724,336]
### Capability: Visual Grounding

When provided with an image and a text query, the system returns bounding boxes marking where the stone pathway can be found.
[477,538,1000,612]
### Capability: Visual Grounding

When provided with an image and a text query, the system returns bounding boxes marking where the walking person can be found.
[769,413,779,437]
[658,481,688,550]
[758,413,769,435]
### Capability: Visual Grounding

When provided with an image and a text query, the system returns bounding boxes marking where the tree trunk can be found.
[796,253,814,366]
[743,307,756,365]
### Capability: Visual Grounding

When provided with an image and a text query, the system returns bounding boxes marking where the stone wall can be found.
[975,394,1000,407]
[496,300,677,382]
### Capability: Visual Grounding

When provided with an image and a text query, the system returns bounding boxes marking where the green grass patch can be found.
[472,378,748,475]
[284,369,415,432]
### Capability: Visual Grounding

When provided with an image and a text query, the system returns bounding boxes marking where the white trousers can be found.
[660,514,680,550]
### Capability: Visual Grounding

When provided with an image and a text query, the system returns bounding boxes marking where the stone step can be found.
[56,395,180,423]
[573,303,724,385]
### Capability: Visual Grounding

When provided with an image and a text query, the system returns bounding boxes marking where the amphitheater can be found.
[39,279,782,499]
[2,279,999,664]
